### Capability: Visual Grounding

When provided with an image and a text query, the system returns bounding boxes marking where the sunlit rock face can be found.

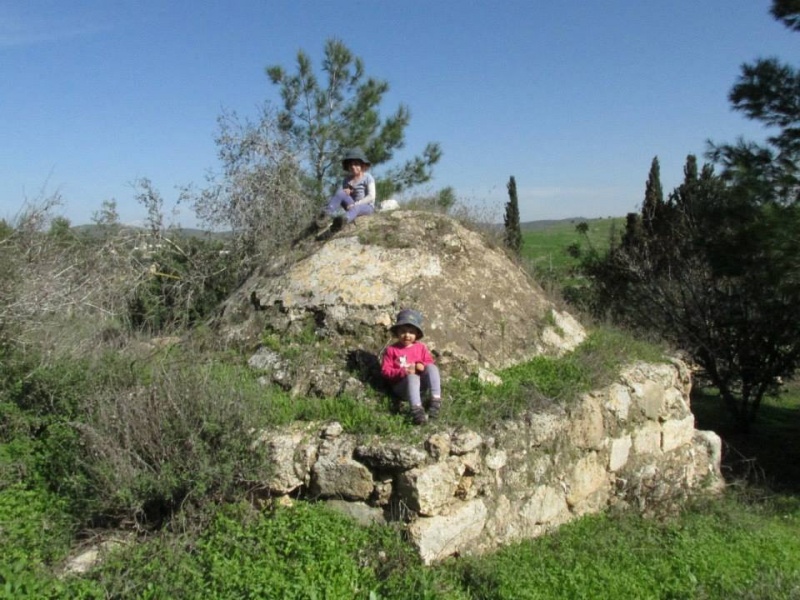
[219,210,585,395]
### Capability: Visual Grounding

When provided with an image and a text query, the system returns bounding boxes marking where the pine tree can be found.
[504,176,522,257]
[267,38,441,199]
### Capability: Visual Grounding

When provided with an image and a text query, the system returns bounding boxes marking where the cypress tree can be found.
[504,176,522,256]
[641,157,664,236]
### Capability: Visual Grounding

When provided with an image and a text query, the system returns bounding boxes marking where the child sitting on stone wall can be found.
[380,309,442,425]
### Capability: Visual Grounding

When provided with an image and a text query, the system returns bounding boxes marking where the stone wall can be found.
[252,359,723,564]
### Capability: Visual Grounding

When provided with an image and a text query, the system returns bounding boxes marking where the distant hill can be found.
[71,224,231,240]
[520,217,594,232]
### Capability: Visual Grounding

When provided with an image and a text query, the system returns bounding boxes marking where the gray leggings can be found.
[392,364,441,408]
[324,190,375,222]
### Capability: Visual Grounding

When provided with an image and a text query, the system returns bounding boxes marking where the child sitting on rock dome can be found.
[381,309,442,425]
[317,148,376,231]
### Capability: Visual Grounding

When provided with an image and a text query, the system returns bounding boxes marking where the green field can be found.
[521,217,623,279]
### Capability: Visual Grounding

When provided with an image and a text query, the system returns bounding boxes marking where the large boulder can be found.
[217,210,586,394]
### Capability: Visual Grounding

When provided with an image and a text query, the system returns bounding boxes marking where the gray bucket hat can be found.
[341,147,371,170]
[390,308,424,339]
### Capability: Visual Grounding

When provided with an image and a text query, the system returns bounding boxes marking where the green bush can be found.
[126,236,244,334]
[89,502,462,599]
[0,484,102,600]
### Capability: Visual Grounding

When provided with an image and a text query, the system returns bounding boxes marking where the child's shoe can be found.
[314,212,331,231]
[331,215,346,232]
[428,398,442,419]
[411,406,428,425]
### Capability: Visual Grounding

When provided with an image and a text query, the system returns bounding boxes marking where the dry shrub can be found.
[189,105,318,257]
[72,362,270,527]
[0,191,248,359]
[0,194,136,355]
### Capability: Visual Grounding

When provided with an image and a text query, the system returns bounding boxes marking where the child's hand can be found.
[415,362,425,373]
[405,365,416,375]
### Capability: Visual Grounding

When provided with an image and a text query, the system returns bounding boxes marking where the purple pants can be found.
[392,364,441,409]
[325,191,375,222]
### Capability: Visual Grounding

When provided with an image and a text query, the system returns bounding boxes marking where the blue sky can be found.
[1,0,795,227]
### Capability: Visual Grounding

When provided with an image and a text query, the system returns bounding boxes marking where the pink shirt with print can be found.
[381,341,435,384]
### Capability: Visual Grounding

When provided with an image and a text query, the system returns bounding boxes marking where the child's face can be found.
[346,160,364,177]
[395,325,418,347]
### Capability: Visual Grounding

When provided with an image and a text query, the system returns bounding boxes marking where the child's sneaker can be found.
[428,398,442,419]
[411,406,428,425]
[331,215,346,232]
[314,212,331,231]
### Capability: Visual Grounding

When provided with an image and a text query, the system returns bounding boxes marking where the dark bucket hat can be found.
[341,147,371,170]
[390,308,424,339]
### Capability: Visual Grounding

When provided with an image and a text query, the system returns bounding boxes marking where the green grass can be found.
[452,495,800,599]
[691,379,800,495]
[3,293,800,598]
[443,326,668,427]
[1,358,799,599]
[4,489,797,599]
[521,218,622,284]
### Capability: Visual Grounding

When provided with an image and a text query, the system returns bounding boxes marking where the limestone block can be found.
[485,449,508,471]
[637,380,665,420]
[310,458,374,500]
[606,383,632,420]
[569,394,605,450]
[63,536,130,575]
[529,454,552,484]
[374,479,393,506]
[633,421,662,455]
[664,387,690,416]
[354,443,427,470]
[520,485,569,528]
[254,429,317,495]
[408,500,488,564]
[477,367,503,386]
[526,410,566,446]
[322,421,343,439]
[692,430,725,490]
[325,500,386,527]
[460,450,482,476]
[310,438,374,500]
[608,435,633,472]
[485,494,517,544]
[426,433,451,461]
[455,476,475,500]
[450,430,483,455]
[540,309,587,356]
[662,415,695,452]
[247,347,284,371]
[565,452,608,508]
[397,457,466,516]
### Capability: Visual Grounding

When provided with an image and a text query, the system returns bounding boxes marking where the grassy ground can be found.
[2,218,799,598]
[3,340,799,598]
[691,379,800,496]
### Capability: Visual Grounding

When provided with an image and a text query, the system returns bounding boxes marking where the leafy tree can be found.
[578,2,800,432]
[771,0,800,32]
[91,199,121,238]
[707,0,800,204]
[48,216,72,241]
[504,176,522,256]
[580,156,800,431]
[266,38,442,199]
